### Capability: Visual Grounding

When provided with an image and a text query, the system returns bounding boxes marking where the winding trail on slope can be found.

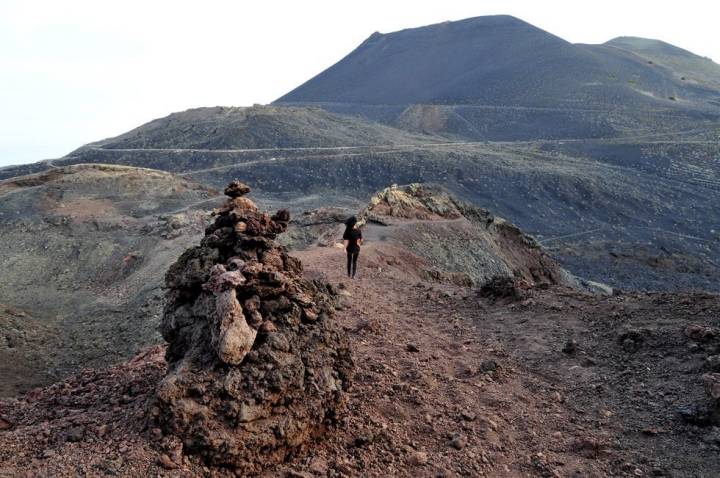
[73,127,716,158]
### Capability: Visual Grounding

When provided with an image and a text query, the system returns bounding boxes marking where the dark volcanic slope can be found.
[59,140,720,292]
[1,107,718,292]
[276,15,720,111]
[73,105,434,151]
[0,165,218,396]
[605,36,720,91]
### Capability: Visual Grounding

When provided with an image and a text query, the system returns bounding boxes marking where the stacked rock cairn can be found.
[152,181,353,473]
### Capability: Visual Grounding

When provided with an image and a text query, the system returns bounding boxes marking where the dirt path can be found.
[284,244,616,477]
[282,243,720,478]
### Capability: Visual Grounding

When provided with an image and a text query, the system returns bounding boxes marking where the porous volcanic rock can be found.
[152,181,353,474]
[361,183,464,224]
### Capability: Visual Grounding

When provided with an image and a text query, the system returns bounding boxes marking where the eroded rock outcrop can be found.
[152,181,353,474]
[358,183,614,295]
[359,184,570,287]
[362,183,464,224]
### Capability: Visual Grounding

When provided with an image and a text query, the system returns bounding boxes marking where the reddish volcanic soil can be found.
[1,240,719,477]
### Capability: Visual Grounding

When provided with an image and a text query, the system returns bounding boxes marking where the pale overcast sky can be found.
[0,0,718,167]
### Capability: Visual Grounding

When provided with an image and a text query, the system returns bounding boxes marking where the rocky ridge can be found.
[359,183,582,290]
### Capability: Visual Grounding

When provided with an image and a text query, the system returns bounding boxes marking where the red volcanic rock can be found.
[153,181,353,474]
[223,180,251,198]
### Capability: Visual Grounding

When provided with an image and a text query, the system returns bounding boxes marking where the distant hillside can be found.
[0,164,218,395]
[275,15,720,140]
[1,102,718,292]
[604,36,720,91]
[72,105,434,152]
[277,15,719,109]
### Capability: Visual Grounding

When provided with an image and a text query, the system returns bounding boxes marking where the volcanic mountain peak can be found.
[276,14,720,111]
[363,14,555,41]
[277,14,578,106]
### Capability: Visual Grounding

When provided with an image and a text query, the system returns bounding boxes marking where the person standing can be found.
[342,216,362,278]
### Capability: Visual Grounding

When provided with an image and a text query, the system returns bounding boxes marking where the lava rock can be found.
[685,325,716,342]
[618,330,644,353]
[223,180,251,198]
[65,426,85,443]
[408,451,428,466]
[449,433,468,450]
[571,437,605,458]
[480,360,498,373]
[157,454,178,470]
[461,410,477,421]
[153,181,354,474]
[478,276,521,302]
[706,355,720,372]
[0,417,13,431]
[562,339,577,354]
[350,435,373,448]
[703,373,720,400]
[677,403,714,426]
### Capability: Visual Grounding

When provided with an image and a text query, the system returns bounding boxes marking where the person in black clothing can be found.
[342,216,362,278]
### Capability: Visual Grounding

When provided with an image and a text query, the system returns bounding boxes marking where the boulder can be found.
[223,180,251,198]
[685,324,716,342]
[152,181,354,474]
[478,276,521,302]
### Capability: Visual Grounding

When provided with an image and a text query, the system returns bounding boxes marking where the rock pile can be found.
[152,181,353,474]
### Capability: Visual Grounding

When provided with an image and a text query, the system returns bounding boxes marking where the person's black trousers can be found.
[347,250,359,278]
